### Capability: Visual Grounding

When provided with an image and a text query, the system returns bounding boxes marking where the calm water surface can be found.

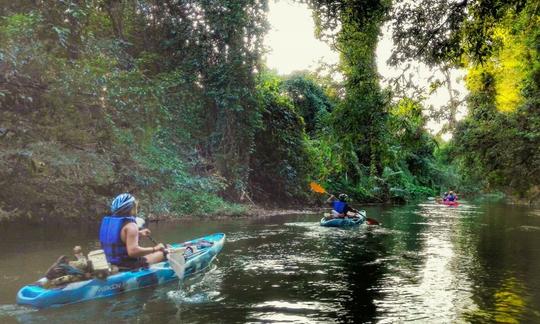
[1,201,540,323]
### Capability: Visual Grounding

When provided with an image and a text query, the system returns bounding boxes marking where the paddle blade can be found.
[135,217,146,229]
[358,210,367,219]
[356,211,380,225]
[310,182,327,194]
[168,248,186,279]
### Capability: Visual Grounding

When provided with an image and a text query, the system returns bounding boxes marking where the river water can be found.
[1,201,540,323]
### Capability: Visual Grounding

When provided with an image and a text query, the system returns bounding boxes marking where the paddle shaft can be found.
[145,234,175,257]
[146,234,158,245]
[140,228,185,279]
[143,232,174,258]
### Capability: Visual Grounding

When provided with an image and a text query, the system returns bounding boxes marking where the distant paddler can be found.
[310,182,380,225]
[326,193,359,219]
[445,191,458,202]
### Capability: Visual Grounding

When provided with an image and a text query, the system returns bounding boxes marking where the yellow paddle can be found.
[309,182,327,194]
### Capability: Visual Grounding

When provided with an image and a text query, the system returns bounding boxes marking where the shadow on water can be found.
[325,227,386,323]
[460,204,540,323]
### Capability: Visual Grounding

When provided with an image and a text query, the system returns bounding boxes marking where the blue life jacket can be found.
[332,201,348,214]
[99,216,136,265]
[447,194,456,202]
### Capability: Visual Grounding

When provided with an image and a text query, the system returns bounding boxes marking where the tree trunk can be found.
[104,0,125,40]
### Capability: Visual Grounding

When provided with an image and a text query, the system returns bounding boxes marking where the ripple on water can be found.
[518,225,540,232]
[283,221,320,229]
[167,265,223,306]
[167,290,221,305]
[528,210,540,218]
[0,304,37,319]
[225,232,259,243]
[247,312,323,324]
[241,253,332,275]
[247,301,334,323]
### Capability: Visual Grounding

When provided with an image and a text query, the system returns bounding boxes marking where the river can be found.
[1,200,540,323]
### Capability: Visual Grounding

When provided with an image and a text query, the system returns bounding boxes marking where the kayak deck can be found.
[17,233,225,308]
[320,216,365,227]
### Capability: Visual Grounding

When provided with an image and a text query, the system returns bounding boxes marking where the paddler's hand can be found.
[139,228,151,237]
[153,243,165,252]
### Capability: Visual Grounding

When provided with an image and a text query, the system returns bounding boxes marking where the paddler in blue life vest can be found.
[99,193,167,269]
[326,193,359,218]
[446,191,457,202]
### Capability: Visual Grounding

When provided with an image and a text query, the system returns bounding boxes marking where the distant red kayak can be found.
[441,200,459,206]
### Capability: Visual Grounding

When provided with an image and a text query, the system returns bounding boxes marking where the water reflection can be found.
[374,203,475,322]
[1,203,540,322]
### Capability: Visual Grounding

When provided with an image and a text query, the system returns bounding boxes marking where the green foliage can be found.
[0,2,261,220]
[307,0,392,187]
[282,72,335,135]
[0,13,47,110]
[306,0,442,202]
[432,142,465,193]
[249,72,314,203]
[390,0,529,66]
[453,4,540,198]
[383,98,439,197]
[1,0,493,223]
[142,0,268,200]
[131,138,243,216]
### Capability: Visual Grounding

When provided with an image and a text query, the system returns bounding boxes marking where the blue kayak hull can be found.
[17,233,225,308]
[320,217,365,227]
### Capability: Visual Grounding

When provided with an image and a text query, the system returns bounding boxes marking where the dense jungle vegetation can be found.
[0,0,538,222]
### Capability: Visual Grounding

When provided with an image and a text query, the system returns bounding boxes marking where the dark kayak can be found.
[320,211,367,227]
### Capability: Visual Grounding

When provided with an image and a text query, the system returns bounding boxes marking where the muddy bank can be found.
[0,203,326,226]
[0,197,397,226]
[145,206,325,222]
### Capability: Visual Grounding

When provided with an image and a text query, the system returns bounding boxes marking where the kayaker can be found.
[99,193,167,269]
[442,192,449,201]
[446,191,457,202]
[326,193,358,218]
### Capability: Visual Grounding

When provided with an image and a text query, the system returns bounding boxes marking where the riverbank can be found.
[0,201,390,225]
[146,206,323,222]
[0,203,324,225]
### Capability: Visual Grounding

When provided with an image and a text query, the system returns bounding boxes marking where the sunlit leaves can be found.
[454,2,540,195]
[466,18,529,112]
[250,71,313,201]
[390,0,528,66]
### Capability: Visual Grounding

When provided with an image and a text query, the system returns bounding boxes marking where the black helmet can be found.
[338,193,348,201]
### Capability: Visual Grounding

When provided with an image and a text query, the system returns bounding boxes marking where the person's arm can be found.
[124,223,163,258]
[326,195,336,205]
[139,228,151,237]
[345,205,358,216]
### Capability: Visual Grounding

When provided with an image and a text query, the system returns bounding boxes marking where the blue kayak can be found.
[17,233,225,308]
[320,211,366,227]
